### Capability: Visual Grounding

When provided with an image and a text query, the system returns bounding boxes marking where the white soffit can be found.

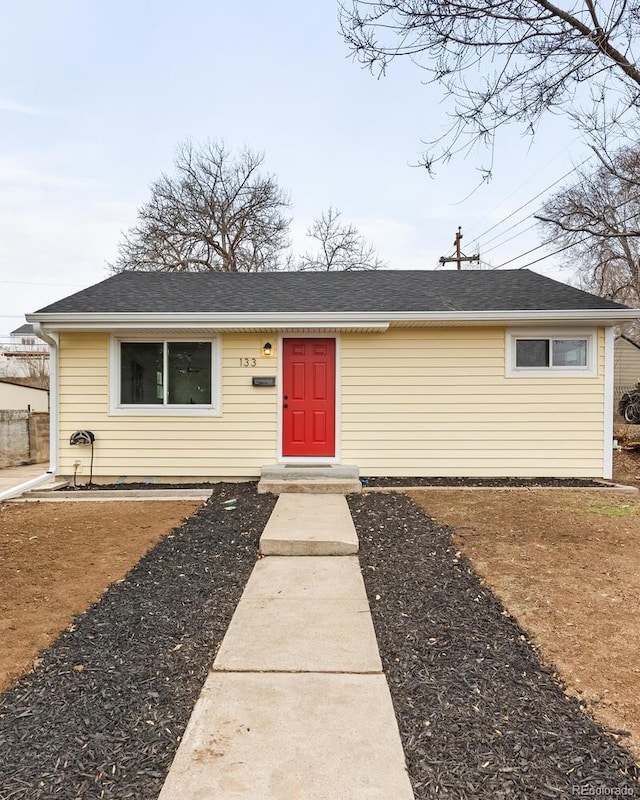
[28,309,639,331]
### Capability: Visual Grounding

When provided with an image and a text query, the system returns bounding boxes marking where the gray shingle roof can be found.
[33,269,628,315]
[10,323,34,335]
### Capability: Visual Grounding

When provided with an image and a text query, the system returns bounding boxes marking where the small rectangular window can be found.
[508,331,594,376]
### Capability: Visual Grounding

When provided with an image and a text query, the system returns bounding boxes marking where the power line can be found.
[489,204,640,270]
[481,220,539,254]
[489,237,559,269]
[512,237,590,270]
[465,135,586,237]
[0,280,83,287]
[472,158,592,245]
[479,168,600,252]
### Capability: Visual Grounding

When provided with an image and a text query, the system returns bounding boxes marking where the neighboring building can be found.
[614,334,640,400]
[0,377,49,412]
[10,323,40,348]
[0,323,50,383]
[3,323,48,355]
[26,269,638,481]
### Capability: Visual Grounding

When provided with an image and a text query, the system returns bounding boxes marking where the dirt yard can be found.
[2,445,639,768]
[613,434,640,490]
[409,475,640,760]
[0,500,202,693]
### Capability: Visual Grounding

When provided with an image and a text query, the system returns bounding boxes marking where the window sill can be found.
[109,405,222,417]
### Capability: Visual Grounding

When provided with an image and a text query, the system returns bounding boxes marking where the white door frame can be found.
[276,332,341,464]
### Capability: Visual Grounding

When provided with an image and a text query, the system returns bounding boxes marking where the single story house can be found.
[26,269,638,482]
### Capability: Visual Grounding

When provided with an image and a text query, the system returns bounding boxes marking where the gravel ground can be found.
[349,491,640,800]
[0,483,275,800]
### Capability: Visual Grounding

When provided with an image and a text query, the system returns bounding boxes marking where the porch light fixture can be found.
[262,341,273,357]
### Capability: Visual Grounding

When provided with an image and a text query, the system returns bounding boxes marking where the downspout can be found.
[0,324,59,501]
[603,326,615,480]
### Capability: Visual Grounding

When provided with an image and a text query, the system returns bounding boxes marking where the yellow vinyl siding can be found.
[57,326,606,479]
[340,327,605,477]
[57,332,277,478]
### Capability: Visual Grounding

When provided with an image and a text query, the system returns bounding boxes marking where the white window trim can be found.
[109,334,222,416]
[505,329,597,378]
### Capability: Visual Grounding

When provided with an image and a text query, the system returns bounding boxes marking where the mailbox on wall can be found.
[252,376,276,387]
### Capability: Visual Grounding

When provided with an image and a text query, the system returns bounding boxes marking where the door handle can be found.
[283,403,288,408]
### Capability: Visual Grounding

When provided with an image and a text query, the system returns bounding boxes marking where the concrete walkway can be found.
[259,493,359,556]
[0,462,52,494]
[159,493,415,800]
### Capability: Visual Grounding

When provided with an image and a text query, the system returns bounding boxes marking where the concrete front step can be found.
[260,464,359,479]
[258,477,362,494]
[258,464,362,495]
[158,672,414,800]
[213,556,380,673]
[260,493,358,556]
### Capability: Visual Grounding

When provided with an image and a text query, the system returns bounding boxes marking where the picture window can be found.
[119,340,213,406]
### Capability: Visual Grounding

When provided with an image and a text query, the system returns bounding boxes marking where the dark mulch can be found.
[349,491,640,800]
[0,483,275,800]
[63,478,610,491]
[363,476,607,488]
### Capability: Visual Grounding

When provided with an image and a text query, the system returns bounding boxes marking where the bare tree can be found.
[299,207,386,271]
[0,352,49,389]
[536,146,640,308]
[340,0,640,175]
[113,141,291,273]
[14,355,50,389]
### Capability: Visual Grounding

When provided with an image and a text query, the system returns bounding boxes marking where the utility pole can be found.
[439,226,480,269]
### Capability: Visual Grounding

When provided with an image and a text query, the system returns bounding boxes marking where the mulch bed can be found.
[64,478,611,491]
[349,491,640,800]
[0,483,276,800]
[363,476,607,488]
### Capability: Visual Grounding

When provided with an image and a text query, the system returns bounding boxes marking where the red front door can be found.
[282,338,336,457]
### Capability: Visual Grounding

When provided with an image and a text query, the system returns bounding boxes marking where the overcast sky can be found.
[0,0,591,333]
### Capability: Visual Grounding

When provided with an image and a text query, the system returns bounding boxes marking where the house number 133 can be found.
[239,357,257,367]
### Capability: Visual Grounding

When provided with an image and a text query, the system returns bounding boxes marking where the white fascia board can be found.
[26,308,640,329]
[26,313,390,329]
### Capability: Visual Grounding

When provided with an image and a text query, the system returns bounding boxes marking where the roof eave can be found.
[26,308,639,330]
